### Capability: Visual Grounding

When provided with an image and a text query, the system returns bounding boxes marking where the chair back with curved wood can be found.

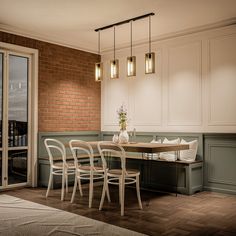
[97,141,126,173]
[44,138,67,167]
[44,138,75,201]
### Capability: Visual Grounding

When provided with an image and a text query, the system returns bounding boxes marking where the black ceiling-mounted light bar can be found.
[94,12,155,81]
[94,12,155,32]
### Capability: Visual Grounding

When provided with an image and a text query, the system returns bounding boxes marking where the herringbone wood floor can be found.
[2,184,236,236]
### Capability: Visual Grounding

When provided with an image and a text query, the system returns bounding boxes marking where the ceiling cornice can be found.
[1,17,235,55]
[0,23,98,54]
[101,17,236,54]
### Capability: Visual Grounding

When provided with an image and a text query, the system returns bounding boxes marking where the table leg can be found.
[175,150,180,197]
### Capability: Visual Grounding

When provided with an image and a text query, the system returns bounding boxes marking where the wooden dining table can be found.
[88,141,189,154]
[66,141,190,196]
[87,141,189,196]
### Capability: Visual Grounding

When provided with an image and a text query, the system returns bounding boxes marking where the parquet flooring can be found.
[2,184,236,236]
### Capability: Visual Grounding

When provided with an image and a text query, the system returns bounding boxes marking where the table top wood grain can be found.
[42,141,194,163]
[88,141,189,153]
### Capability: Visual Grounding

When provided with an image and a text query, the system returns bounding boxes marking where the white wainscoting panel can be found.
[208,33,236,126]
[131,50,162,127]
[103,58,129,127]
[101,25,236,132]
[167,41,202,126]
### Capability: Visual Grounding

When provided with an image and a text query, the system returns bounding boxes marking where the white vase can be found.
[112,134,119,143]
[119,130,129,144]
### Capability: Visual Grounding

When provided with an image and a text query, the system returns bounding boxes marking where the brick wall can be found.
[0,31,101,132]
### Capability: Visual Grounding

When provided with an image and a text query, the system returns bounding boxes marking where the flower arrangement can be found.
[117,104,127,131]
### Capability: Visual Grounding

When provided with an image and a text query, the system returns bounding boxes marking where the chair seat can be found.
[108,168,140,177]
[52,161,75,169]
[77,165,104,172]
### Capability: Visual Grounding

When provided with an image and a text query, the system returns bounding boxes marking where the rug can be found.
[0,194,146,236]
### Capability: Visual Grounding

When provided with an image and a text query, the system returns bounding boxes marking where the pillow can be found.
[159,138,180,161]
[179,139,198,162]
[144,139,161,160]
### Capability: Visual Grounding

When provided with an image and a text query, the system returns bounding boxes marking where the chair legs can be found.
[46,170,53,198]
[99,175,107,211]
[106,179,111,203]
[89,172,94,208]
[46,169,72,201]
[136,175,143,210]
[71,173,83,203]
[65,174,68,193]
[118,178,121,206]
[100,175,142,216]
[71,176,77,203]
[78,174,83,197]
[45,171,112,209]
[120,177,125,216]
[61,172,66,201]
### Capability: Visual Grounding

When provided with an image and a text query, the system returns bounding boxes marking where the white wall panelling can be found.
[167,41,202,126]
[101,25,236,133]
[131,49,162,127]
[207,33,236,127]
[102,58,130,128]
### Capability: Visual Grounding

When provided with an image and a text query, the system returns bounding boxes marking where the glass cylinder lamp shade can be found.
[110,59,119,79]
[127,56,136,77]
[145,52,155,74]
[95,62,103,82]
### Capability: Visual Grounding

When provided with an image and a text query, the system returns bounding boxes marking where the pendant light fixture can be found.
[110,26,119,79]
[127,20,136,77]
[94,13,155,80]
[95,30,103,82]
[145,15,155,74]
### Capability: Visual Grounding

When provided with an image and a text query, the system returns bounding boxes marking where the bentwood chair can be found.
[44,138,75,201]
[69,140,110,208]
[97,141,143,216]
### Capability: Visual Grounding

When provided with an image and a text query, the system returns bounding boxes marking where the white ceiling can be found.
[0,0,236,53]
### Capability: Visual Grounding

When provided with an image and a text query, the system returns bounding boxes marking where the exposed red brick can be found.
[0,31,101,132]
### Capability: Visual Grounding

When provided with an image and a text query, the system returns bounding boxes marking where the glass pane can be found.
[0,53,2,148]
[8,55,28,147]
[8,149,27,184]
[0,151,2,187]
[0,53,2,187]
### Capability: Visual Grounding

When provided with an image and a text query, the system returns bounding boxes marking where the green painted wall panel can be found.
[209,146,236,184]
[37,131,236,195]
[204,134,236,194]
[38,131,100,187]
[38,131,100,158]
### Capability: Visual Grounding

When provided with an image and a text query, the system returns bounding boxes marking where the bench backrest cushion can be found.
[179,139,198,162]
[159,138,180,161]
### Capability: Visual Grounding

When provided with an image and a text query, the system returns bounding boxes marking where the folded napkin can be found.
[158,154,177,162]
[144,139,161,160]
